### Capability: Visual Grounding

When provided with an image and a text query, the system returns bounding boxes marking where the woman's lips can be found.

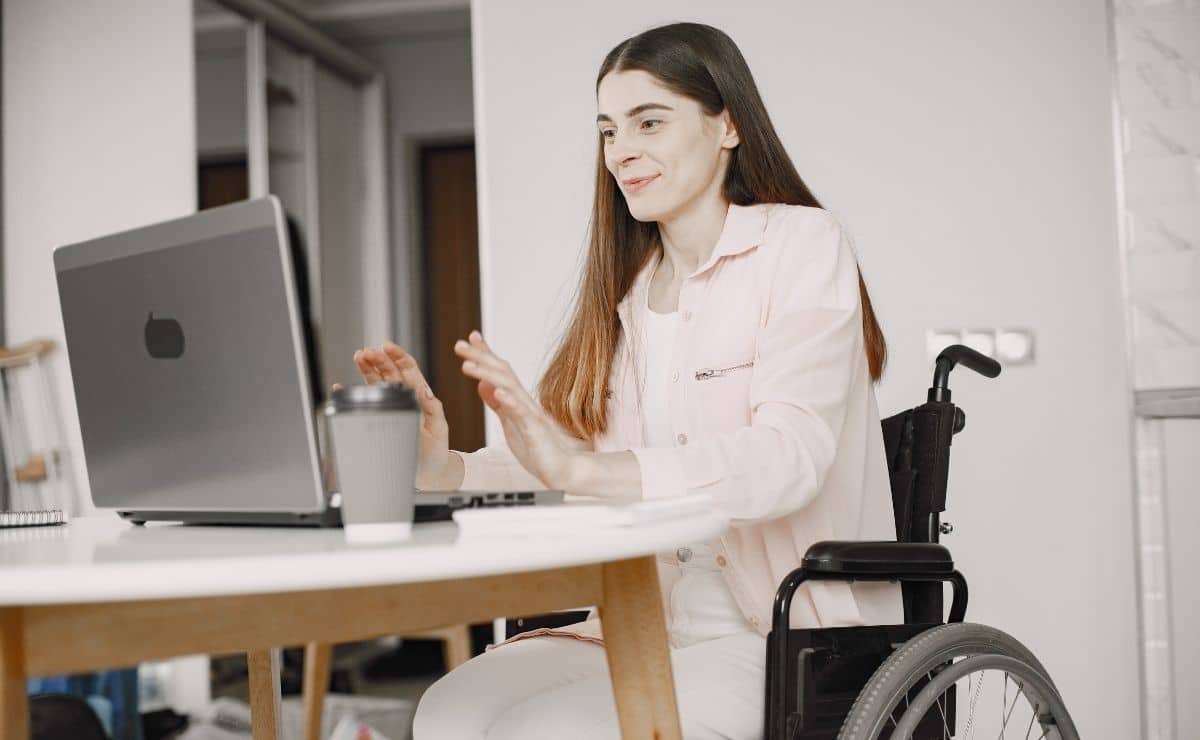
[622,174,659,193]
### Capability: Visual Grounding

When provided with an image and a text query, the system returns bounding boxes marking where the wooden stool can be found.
[301,625,473,740]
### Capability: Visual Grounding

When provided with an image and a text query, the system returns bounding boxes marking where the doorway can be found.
[419,142,485,453]
[197,156,248,210]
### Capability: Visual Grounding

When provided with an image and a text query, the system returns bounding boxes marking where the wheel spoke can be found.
[999,673,1028,737]
[963,667,985,738]
[936,687,951,739]
[1002,672,1008,738]
[1003,676,1032,734]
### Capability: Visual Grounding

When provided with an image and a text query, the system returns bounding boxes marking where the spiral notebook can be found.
[0,509,65,528]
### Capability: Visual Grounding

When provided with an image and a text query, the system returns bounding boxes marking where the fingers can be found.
[353,342,431,393]
[466,365,541,425]
[416,383,449,431]
[454,331,508,374]
[455,331,537,407]
[356,347,405,384]
[353,350,383,384]
[381,342,430,390]
[461,357,526,402]
[476,379,523,416]
[354,346,446,423]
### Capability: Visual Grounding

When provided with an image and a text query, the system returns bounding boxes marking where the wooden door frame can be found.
[413,137,483,455]
[403,131,474,364]
[0,0,7,509]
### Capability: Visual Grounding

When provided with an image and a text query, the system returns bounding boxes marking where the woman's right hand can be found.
[334,342,463,490]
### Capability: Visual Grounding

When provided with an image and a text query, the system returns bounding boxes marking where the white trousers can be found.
[411,630,767,739]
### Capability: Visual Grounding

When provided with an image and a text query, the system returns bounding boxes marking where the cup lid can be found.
[327,383,418,412]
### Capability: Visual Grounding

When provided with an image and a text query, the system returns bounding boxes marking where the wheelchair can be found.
[764,345,1079,739]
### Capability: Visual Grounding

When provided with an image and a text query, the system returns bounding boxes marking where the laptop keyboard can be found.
[414,492,538,523]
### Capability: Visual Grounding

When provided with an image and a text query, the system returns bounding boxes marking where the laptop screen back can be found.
[54,197,324,513]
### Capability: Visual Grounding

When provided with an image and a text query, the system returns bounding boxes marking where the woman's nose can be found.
[609,131,640,163]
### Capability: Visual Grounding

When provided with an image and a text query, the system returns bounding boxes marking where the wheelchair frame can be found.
[764,345,1001,740]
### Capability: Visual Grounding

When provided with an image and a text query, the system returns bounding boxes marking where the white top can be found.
[0,511,727,606]
[639,281,754,644]
[639,292,679,448]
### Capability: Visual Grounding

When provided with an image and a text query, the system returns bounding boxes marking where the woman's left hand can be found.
[454,331,581,491]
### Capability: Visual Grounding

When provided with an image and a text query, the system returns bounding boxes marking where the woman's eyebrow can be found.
[596,102,675,123]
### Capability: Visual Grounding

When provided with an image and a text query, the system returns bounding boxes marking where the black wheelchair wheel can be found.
[837,623,1078,740]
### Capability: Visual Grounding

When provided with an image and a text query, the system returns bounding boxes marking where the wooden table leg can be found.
[0,609,28,740]
[440,624,473,670]
[598,556,681,740]
[247,647,282,740]
[302,642,332,740]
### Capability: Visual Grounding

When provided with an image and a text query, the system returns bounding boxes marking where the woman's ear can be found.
[719,109,740,150]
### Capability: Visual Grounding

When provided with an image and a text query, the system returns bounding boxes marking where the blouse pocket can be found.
[690,356,756,428]
[694,360,755,381]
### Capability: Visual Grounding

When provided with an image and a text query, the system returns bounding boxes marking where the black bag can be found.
[29,693,109,740]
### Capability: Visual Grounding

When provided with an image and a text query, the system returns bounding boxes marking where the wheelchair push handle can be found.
[929,344,1001,402]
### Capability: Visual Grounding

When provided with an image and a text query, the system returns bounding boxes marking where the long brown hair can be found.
[538,22,887,440]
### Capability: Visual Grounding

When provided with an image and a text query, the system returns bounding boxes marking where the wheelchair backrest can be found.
[880,346,996,623]
[880,400,959,545]
[881,399,963,623]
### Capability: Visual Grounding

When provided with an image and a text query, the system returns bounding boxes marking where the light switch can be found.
[995,328,1035,365]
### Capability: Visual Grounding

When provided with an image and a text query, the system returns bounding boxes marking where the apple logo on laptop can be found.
[145,312,185,359]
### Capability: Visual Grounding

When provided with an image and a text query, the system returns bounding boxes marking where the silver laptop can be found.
[54,196,560,526]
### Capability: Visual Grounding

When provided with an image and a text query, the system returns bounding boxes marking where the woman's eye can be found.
[600,129,616,141]
[640,119,662,131]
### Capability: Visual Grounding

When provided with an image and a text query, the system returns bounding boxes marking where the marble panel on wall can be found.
[1115,3,1200,391]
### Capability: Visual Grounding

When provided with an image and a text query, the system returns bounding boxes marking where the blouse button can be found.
[716,555,728,568]
[670,370,679,383]
[676,547,692,562]
[676,433,688,445]
[682,310,693,322]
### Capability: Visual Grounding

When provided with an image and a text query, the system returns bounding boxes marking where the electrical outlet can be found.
[995,328,1035,365]
[925,329,961,364]
[961,329,997,359]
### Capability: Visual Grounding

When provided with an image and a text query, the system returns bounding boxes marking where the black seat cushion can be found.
[803,540,954,576]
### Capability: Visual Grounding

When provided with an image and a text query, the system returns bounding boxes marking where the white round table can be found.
[0,510,728,739]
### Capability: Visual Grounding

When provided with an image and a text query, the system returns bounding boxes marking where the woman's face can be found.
[596,69,739,223]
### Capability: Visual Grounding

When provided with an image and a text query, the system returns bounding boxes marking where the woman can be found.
[345,22,900,739]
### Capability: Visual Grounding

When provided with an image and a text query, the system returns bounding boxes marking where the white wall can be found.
[3,0,197,514]
[472,1,1138,737]
[355,32,475,366]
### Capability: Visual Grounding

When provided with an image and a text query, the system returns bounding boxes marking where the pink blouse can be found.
[457,202,902,646]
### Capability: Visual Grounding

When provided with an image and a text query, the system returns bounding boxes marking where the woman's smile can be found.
[621,174,660,193]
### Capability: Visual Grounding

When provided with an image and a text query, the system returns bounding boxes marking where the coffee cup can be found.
[324,383,420,542]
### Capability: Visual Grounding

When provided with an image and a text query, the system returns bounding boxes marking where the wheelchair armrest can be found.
[802,540,954,577]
